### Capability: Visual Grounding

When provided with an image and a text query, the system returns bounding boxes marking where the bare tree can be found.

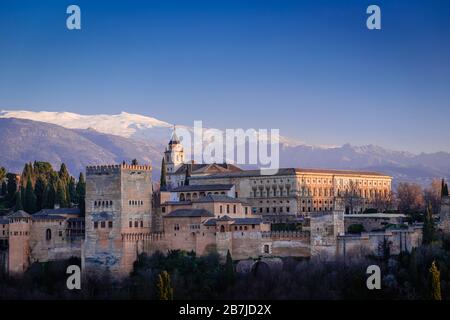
[343,180,362,214]
[373,190,394,212]
[423,178,442,214]
[396,182,425,214]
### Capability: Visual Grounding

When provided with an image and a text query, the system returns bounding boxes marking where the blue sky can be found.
[0,0,449,153]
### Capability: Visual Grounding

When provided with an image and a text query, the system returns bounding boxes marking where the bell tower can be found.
[164,126,185,177]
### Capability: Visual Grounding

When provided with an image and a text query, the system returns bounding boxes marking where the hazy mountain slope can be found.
[0,118,163,177]
[0,111,449,186]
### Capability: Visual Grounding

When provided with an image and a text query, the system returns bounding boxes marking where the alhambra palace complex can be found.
[2,133,449,276]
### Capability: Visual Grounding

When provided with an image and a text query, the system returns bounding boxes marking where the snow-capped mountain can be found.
[0,109,449,186]
[0,109,303,146]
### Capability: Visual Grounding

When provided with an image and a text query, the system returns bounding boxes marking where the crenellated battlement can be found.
[86,164,152,175]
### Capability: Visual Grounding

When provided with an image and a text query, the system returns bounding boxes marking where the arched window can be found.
[220,225,225,233]
[46,229,52,241]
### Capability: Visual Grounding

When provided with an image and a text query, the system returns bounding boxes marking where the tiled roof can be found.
[67,217,85,222]
[35,208,80,215]
[193,195,242,203]
[174,163,242,175]
[203,219,217,226]
[165,208,214,218]
[32,213,66,220]
[171,184,234,192]
[8,210,31,219]
[189,167,390,179]
[232,218,263,225]
[217,215,233,221]
[0,217,9,225]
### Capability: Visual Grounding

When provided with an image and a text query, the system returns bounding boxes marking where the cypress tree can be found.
[442,179,446,197]
[444,183,449,197]
[1,181,6,196]
[156,270,173,300]
[429,261,442,300]
[422,203,435,245]
[68,176,77,204]
[44,182,56,209]
[7,173,18,206]
[224,250,235,284]
[56,179,69,208]
[14,190,23,211]
[24,176,37,213]
[58,163,70,184]
[160,157,167,188]
[34,176,46,211]
[131,159,138,165]
[76,172,86,214]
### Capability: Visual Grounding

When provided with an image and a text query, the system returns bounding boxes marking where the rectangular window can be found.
[134,221,138,228]
[233,205,236,214]
[101,221,106,228]
[245,207,248,214]
[94,222,98,229]
[227,205,230,214]
[108,221,113,228]
[129,221,132,228]
[140,221,143,228]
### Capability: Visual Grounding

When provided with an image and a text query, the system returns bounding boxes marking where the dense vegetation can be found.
[0,162,85,215]
[1,234,450,300]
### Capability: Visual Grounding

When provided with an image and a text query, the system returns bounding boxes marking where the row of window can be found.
[129,220,144,228]
[129,200,144,206]
[253,179,291,184]
[93,221,113,229]
[301,199,333,205]
[302,207,333,212]
[252,188,291,198]
[8,231,29,236]
[94,200,113,207]
[173,224,257,232]
[257,207,291,214]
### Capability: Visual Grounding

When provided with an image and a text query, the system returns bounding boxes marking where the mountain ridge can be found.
[0,110,449,186]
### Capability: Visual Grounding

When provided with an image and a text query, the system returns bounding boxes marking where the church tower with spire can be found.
[163,126,185,187]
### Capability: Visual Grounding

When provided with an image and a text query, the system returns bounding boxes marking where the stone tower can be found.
[82,164,152,276]
[7,211,31,274]
[164,127,185,187]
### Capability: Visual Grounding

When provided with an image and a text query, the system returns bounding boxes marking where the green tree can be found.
[24,176,37,213]
[224,250,235,284]
[76,172,86,214]
[6,173,19,206]
[1,181,7,196]
[156,270,173,300]
[44,182,56,209]
[131,159,139,165]
[422,203,435,245]
[56,179,69,208]
[34,176,47,211]
[68,176,77,204]
[58,163,70,184]
[160,157,167,188]
[444,183,449,197]
[21,162,34,188]
[429,261,442,300]
[14,190,23,211]
[0,166,6,182]
[33,161,53,176]
[347,224,365,234]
